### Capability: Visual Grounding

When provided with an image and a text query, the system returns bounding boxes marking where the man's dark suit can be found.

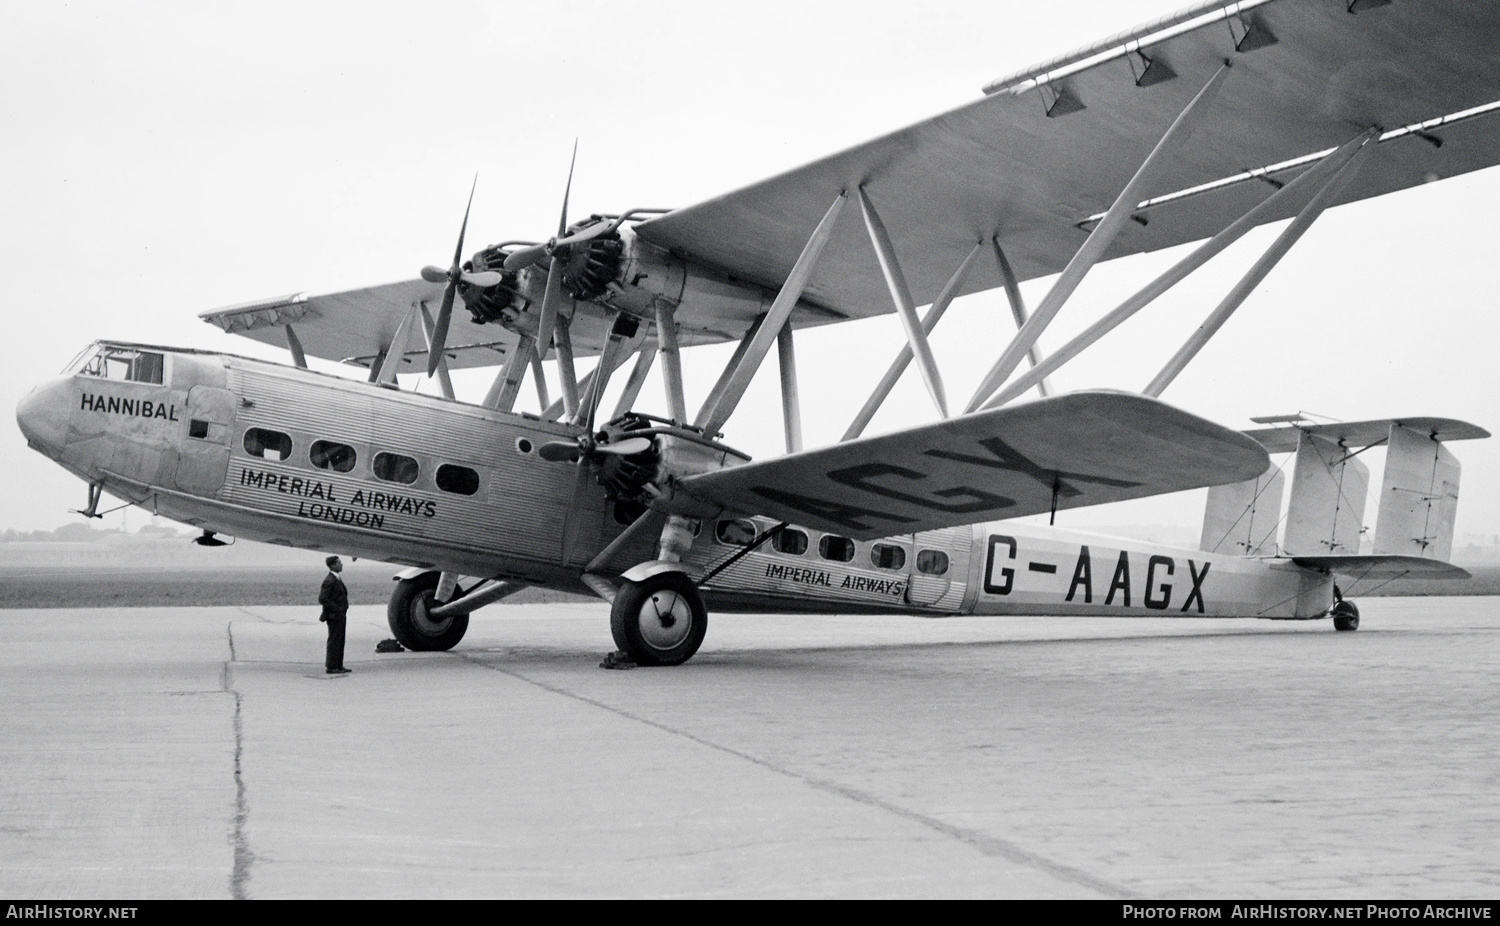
[319,570,349,672]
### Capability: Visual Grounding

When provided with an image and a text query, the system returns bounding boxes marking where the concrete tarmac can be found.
[0,598,1496,899]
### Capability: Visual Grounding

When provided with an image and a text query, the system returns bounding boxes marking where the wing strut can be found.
[857,187,948,419]
[842,242,982,441]
[283,324,308,369]
[610,342,657,421]
[966,61,1233,412]
[484,335,534,412]
[416,302,456,400]
[654,301,689,424]
[1144,129,1378,397]
[373,305,419,384]
[991,240,1050,398]
[696,192,847,436]
[530,352,550,410]
[554,314,581,420]
[980,127,1379,409]
[696,314,765,433]
[777,325,801,453]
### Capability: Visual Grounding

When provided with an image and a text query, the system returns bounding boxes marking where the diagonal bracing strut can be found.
[1143,128,1379,397]
[696,192,848,436]
[979,127,1380,410]
[966,61,1234,412]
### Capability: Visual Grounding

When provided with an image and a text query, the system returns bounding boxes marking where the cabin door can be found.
[905,526,972,609]
[174,385,236,495]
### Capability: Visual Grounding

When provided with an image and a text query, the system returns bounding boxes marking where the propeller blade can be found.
[551,220,615,249]
[502,243,549,272]
[535,256,563,357]
[558,139,577,237]
[420,265,449,284]
[454,174,477,268]
[427,174,479,378]
[461,270,502,288]
[592,436,652,457]
[559,456,591,564]
[427,281,457,377]
[537,440,582,463]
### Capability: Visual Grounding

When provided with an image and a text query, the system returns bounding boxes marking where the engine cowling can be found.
[557,222,624,301]
[460,244,525,325]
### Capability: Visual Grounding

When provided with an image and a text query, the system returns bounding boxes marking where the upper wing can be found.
[636,1,1500,320]
[200,280,613,372]
[676,391,1268,540]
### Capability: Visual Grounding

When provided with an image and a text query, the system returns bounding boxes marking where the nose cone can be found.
[16,377,73,457]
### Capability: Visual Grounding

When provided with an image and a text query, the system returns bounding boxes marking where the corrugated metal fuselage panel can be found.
[681,516,971,615]
[218,359,610,579]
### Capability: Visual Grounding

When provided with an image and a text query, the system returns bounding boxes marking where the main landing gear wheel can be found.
[388,572,470,651]
[1331,599,1360,632]
[610,572,707,666]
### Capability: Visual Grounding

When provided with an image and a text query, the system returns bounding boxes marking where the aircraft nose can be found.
[15,377,72,457]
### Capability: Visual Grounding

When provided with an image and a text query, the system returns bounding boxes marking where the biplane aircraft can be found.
[15,0,1497,665]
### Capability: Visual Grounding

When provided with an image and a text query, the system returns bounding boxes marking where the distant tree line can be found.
[2,523,186,543]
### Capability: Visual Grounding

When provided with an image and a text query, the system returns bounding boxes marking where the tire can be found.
[1331,599,1360,632]
[610,571,707,666]
[388,572,470,651]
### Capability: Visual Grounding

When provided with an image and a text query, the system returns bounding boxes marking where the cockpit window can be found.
[73,346,164,385]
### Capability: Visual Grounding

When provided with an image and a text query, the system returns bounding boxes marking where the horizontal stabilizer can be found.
[678,391,1269,541]
[1290,554,1470,581]
[1242,417,1489,453]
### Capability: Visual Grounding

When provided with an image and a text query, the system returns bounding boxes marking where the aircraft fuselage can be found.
[17,341,1336,622]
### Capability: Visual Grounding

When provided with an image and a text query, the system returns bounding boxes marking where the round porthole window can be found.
[516,438,533,454]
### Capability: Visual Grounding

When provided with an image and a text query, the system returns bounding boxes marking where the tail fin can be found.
[1284,433,1370,555]
[1214,416,1489,562]
[1201,463,1283,555]
[1373,424,1461,562]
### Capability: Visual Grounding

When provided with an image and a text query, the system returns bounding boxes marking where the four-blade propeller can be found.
[422,175,500,378]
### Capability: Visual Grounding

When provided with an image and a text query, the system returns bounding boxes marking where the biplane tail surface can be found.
[1208,417,1490,581]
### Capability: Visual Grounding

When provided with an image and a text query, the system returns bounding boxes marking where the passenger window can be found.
[715,519,756,546]
[374,452,419,485]
[819,535,855,562]
[188,420,210,440]
[310,440,357,473]
[916,550,950,576]
[870,543,906,570]
[436,464,479,496]
[243,428,292,461]
[772,529,808,555]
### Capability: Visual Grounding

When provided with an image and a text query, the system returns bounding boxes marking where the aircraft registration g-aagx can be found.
[15,0,1498,665]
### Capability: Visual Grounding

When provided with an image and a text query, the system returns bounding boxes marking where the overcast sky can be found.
[3,0,1498,547]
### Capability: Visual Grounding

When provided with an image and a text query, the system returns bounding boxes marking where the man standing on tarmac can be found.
[319,555,350,674]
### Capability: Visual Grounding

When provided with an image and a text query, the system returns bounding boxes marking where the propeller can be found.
[531,142,580,358]
[423,175,488,378]
[501,220,619,273]
[537,434,652,464]
[420,264,502,288]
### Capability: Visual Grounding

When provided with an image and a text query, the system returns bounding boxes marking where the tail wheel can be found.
[1331,599,1360,632]
[388,572,470,651]
[610,571,707,666]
